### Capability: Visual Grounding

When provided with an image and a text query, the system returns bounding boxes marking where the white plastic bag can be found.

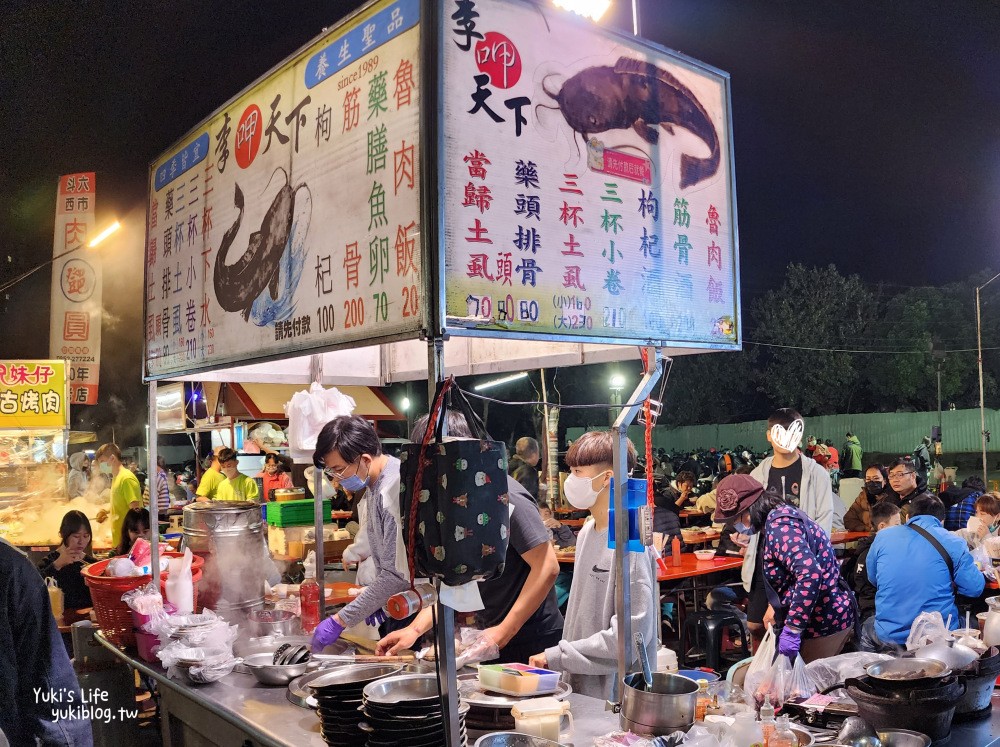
[906,610,949,651]
[742,624,776,706]
[805,652,892,692]
[285,383,356,461]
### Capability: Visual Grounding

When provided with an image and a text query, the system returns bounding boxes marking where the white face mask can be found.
[563,472,604,510]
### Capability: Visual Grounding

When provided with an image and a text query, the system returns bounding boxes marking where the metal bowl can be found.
[247,609,299,637]
[876,730,931,747]
[243,652,313,685]
[307,663,404,690]
[363,673,440,705]
[474,734,567,747]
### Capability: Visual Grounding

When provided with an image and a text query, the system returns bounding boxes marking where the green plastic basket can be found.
[265,498,332,527]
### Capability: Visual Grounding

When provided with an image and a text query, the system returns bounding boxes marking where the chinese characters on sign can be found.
[48,174,101,404]
[145,0,422,378]
[442,0,739,347]
[0,361,68,428]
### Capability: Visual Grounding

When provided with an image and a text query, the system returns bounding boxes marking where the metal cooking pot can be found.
[955,646,1000,716]
[864,658,951,690]
[617,671,697,735]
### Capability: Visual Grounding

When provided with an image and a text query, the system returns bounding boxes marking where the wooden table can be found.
[830,531,868,545]
[57,607,93,633]
[555,551,742,584]
[264,581,361,607]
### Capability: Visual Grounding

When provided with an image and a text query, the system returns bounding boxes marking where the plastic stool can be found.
[680,610,751,671]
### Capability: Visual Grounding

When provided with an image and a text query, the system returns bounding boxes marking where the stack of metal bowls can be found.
[309,664,403,747]
[362,674,469,747]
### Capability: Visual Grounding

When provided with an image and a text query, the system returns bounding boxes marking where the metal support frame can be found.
[977,273,1000,485]
[427,337,460,747]
[608,347,665,706]
[148,380,161,589]
[311,354,326,618]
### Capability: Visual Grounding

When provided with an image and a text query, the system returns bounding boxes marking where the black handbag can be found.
[399,379,510,585]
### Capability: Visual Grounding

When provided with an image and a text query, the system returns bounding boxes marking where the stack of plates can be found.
[362,674,469,747]
[309,664,404,747]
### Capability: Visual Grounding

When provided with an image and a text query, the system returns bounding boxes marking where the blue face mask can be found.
[733,521,755,535]
[339,459,370,493]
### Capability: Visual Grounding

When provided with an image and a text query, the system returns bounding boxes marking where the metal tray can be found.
[457,673,572,708]
[287,664,404,708]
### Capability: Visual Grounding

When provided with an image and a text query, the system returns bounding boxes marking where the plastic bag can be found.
[906,611,949,650]
[742,624,776,706]
[455,627,500,669]
[805,652,892,692]
[157,640,238,682]
[755,654,791,710]
[592,733,659,747]
[121,581,165,615]
[285,383,356,461]
[788,654,817,700]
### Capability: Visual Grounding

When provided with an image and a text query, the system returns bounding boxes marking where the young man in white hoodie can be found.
[743,408,834,641]
[528,430,657,700]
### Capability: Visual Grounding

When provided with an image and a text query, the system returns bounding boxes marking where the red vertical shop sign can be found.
[48,173,101,405]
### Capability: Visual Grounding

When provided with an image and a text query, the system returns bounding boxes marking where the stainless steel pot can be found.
[274,488,306,502]
[618,672,697,735]
[247,609,299,637]
[181,501,266,619]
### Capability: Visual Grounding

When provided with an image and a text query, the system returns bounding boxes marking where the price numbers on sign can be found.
[465,294,539,324]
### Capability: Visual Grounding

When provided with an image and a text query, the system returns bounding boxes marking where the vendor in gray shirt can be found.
[377,412,563,663]
[311,416,410,650]
[529,430,657,700]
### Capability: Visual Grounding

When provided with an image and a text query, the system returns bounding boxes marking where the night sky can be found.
[1,0,998,438]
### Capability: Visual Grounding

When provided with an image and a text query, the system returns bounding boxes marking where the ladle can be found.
[634,631,652,690]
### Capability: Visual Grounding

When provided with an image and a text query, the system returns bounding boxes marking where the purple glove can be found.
[365,609,387,627]
[778,627,801,660]
[310,616,345,652]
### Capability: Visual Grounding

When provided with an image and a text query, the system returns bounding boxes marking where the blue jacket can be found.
[0,539,93,746]
[867,514,985,644]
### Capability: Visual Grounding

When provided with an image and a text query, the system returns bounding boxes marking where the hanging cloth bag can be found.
[399,378,510,586]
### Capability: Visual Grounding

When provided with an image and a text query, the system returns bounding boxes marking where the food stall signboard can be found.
[144,0,423,378]
[0,360,69,429]
[440,0,740,349]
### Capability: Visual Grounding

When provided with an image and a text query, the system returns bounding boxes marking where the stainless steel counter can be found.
[93,631,621,746]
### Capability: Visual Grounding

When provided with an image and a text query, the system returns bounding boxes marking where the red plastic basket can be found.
[82,552,204,647]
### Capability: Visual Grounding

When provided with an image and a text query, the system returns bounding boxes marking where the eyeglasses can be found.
[888,471,914,480]
[322,459,357,482]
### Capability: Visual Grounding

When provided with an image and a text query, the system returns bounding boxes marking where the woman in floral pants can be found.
[715,474,855,663]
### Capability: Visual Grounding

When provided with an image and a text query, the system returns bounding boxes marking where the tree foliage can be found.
[661,263,1000,426]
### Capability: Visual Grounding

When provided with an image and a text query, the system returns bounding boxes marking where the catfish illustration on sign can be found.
[541,56,720,189]
[214,166,312,322]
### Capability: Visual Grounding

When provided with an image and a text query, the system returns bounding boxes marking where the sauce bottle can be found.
[759,694,776,746]
[769,714,798,747]
[300,550,320,633]
[671,535,682,566]
[694,678,711,721]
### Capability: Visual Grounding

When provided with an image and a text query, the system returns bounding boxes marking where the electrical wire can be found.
[744,340,1000,355]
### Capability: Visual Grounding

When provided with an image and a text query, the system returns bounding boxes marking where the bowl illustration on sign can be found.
[214,167,312,323]
[539,56,720,189]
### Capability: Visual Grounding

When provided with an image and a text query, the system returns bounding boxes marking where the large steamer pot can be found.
[618,672,697,735]
[182,501,266,619]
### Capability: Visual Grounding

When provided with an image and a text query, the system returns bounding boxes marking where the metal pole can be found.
[428,337,459,747]
[937,362,942,438]
[979,286,988,485]
[310,355,326,618]
[631,0,641,36]
[148,381,160,590]
[608,348,664,708]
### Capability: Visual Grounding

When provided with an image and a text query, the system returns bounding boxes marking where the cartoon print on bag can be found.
[455,458,468,471]
[481,544,496,557]
[455,526,473,541]
[419,489,431,503]
[454,564,468,575]
[431,546,446,561]
[453,494,469,508]
[475,472,490,486]
[477,513,490,526]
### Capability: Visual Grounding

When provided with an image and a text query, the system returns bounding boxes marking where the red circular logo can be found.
[235,104,263,169]
[475,32,522,90]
